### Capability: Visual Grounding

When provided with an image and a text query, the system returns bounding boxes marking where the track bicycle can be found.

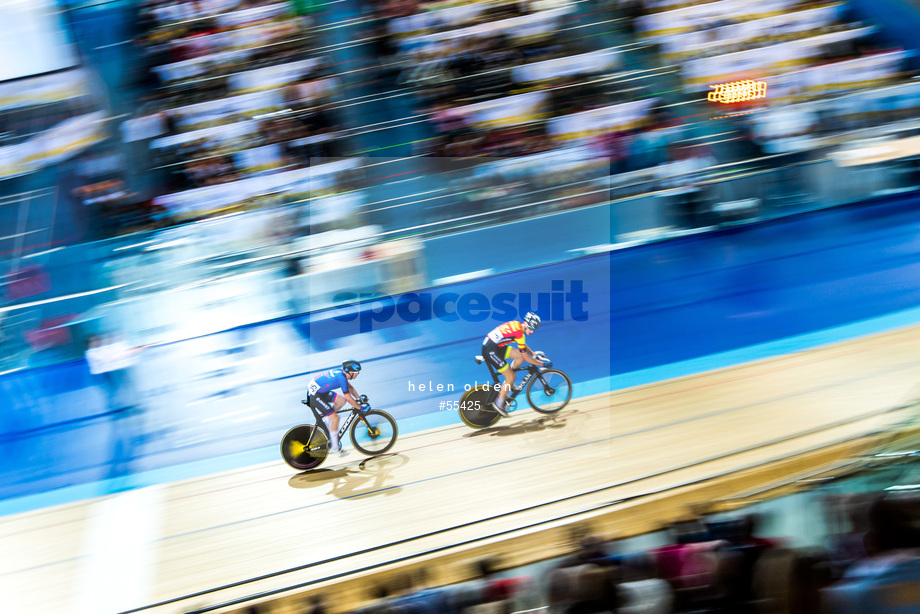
[458,351,573,429]
[281,395,398,471]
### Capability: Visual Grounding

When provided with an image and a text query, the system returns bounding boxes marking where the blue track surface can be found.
[4,193,920,514]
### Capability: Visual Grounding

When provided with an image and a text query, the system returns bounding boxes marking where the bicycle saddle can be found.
[474,355,484,364]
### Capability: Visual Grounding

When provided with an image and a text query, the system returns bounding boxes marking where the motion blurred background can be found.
[4,0,920,611]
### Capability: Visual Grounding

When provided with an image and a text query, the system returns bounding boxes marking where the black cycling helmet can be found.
[342,360,362,374]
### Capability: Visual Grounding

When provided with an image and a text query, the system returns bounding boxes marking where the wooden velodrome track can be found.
[6,324,920,614]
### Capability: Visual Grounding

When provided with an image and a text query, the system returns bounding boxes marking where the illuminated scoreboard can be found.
[708,80,768,104]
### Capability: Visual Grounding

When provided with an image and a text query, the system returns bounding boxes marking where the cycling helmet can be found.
[342,360,362,374]
[523,312,541,331]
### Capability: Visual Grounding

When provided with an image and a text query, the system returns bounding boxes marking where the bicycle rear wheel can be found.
[527,369,573,414]
[350,410,398,456]
[458,386,500,429]
[281,425,329,471]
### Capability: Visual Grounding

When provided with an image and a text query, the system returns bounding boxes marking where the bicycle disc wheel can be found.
[527,369,573,414]
[458,386,500,429]
[350,410,398,456]
[281,425,329,471]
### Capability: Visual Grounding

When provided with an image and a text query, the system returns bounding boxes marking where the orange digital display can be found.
[708,80,768,103]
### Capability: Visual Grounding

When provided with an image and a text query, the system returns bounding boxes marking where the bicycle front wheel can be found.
[281,425,329,471]
[350,410,398,456]
[527,369,573,414]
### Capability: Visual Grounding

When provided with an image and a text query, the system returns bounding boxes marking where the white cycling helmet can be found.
[523,312,541,331]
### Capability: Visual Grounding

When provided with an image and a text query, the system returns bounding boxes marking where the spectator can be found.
[85,332,149,476]
[85,333,145,419]
[617,553,673,614]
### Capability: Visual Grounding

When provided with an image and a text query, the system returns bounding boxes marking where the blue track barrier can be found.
[4,192,920,504]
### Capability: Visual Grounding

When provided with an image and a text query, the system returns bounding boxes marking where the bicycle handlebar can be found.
[303,395,372,411]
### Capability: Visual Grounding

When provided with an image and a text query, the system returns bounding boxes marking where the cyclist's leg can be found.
[308,392,334,418]
[310,392,337,441]
[323,393,348,452]
[483,341,512,415]
[500,346,529,398]
[506,347,526,376]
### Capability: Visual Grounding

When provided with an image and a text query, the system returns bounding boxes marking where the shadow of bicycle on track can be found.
[287,453,410,499]
[462,409,579,438]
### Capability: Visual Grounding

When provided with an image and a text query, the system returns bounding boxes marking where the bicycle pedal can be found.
[491,403,510,417]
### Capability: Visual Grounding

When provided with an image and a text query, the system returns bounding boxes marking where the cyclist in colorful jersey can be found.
[482,312,545,417]
[306,360,363,456]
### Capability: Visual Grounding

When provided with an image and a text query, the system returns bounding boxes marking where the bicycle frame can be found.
[482,358,543,403]
[304,400,368,449]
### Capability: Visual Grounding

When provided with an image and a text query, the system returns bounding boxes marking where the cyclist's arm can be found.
[520,350,545,366]
[342,383,362,409]
[517,335,545,366]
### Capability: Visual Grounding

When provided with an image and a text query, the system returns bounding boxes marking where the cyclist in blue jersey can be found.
[306,360,363,456]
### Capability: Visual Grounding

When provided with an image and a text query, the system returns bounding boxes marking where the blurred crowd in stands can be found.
[117,0,351,226]
[385,0,664,161]
[69,147,174,237]
[152,105,340,192]
[239,493,920,614]
[9,0,914,240]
